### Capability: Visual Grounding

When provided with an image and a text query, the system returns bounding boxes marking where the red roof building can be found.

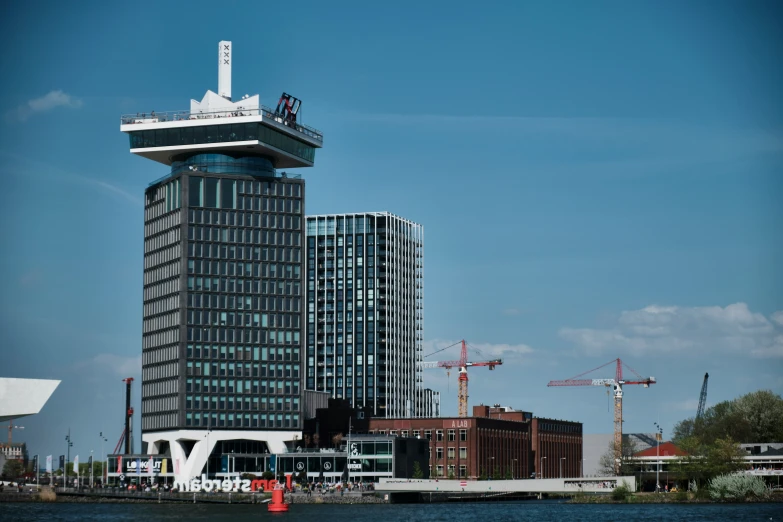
[634,441,688,457]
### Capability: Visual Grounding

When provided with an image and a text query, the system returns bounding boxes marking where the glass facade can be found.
[305,212,438,418]
[172,153,276,177]
[129,122,317,163]
[142,157,306,433]
[274,437,398,483]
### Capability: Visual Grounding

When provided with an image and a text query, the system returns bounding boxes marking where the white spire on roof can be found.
[218,40,232,101]
[190,41,259,115]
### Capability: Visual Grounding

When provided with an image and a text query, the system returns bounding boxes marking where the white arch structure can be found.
[143,430,300,482]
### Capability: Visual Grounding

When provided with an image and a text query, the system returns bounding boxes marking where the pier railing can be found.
[54,487,266,504]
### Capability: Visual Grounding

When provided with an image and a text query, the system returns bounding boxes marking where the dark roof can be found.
[760,447,783,456]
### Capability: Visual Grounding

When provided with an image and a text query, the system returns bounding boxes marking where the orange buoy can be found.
[267,485,289,513]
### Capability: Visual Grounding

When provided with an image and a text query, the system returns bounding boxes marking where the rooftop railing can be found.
[121,106,323,143]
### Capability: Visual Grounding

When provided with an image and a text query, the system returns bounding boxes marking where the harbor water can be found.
[1,500,782,521]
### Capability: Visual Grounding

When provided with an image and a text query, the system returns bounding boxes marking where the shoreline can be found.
[567,491,783,504]
[0,491,386,505]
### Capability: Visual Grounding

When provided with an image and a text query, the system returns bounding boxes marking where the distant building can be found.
[305,212,439,418]
[367,403,582,480]
[0,442,28,463]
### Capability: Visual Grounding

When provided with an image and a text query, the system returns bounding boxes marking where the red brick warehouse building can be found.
[368,404,582,480]
[532,417,583,479]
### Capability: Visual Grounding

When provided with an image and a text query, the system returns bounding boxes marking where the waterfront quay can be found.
[0,487,382,505]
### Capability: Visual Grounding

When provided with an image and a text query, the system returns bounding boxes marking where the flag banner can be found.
[46,455,52,474]
[148,456,154,476]
[161,459,168,475]
[59,455,65,470]
[88,456,93,466]
[174,458,180,475]
[117,455,123,471]
[73,455,79,473]
[136,458,141,475]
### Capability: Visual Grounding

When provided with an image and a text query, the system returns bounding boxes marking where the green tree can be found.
[492,466,502,480]
[2,459,24,479]
[734,390,783,442]
[505,467,513,480]
[671,436,746,489]
[673,390,783,445]
[412,461,424,479]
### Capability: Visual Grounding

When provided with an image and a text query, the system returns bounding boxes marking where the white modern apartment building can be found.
[305,212,439,418]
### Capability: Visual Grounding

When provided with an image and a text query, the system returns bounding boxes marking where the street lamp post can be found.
[654,422,663,492]
[90,450,94,488]
[541,456,546,479]
[204,414,213,479]
[65,429,73,484]
[99,432,108,487]
[347,416,352,485]
[560,457,566,479]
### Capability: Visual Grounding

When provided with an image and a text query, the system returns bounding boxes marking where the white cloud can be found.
[559,302,783,358]
[422,338,533,362]
[772,311,783,327]
[8,90,83,121]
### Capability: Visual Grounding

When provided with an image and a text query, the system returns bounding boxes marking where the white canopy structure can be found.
[0,378,61,422]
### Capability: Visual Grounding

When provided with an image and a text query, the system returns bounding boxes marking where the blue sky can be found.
[1,0,781,462]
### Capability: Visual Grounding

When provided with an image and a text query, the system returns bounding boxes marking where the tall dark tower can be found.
[120,41,323,481]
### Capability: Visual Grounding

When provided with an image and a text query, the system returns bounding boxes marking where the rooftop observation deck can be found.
[121,106,323,143]
[120,106,323,169]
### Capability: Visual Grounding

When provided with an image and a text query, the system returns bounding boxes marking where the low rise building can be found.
[369,404,583,480]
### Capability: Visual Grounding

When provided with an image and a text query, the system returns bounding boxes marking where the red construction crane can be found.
[547,358,656,474]
[113,429,126,455]
[421,340,502,417]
